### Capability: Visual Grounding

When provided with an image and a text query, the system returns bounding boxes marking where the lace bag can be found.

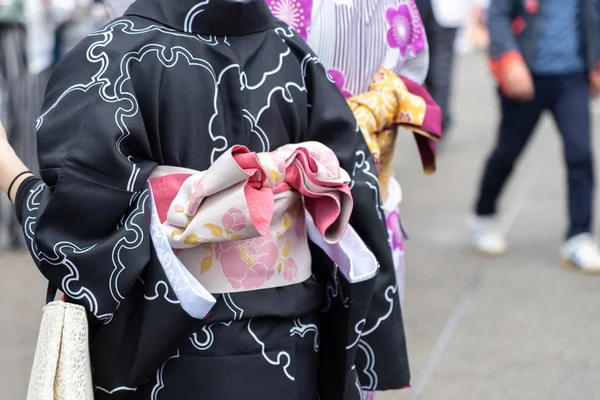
[26,287,94,400]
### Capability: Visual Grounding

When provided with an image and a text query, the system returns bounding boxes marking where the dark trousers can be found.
[475,73,595,239]
[416,0,458,134]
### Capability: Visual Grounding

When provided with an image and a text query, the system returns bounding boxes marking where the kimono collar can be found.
[126,0,276,35]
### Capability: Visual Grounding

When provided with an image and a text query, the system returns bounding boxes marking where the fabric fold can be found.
[347,67,442,193]
[148,141,356,295]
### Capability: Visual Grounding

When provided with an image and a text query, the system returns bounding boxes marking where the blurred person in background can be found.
[471,0,600,272]
[0,0,74,250]
[54,0,109,62]
[456,0,490,54]
[415,0,469,137]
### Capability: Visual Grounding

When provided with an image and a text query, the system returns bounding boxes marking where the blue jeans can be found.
[475,73,595,239]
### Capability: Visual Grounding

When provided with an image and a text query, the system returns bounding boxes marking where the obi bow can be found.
[148,142,362,297]
[347,67,442,201]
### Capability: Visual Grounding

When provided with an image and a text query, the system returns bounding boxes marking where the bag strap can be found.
[46,283,58,304]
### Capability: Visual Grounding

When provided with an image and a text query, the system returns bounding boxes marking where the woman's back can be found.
[6,1,410,398]
[40,1,314,176]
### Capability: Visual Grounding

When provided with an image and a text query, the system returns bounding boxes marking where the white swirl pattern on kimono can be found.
[320,264,350,312]
[223,293,244,320]
[290,319,320,352]
[351,284,398,390]
[150,350,181,400]
[30,21,233,323]
[189,322,233,351]
[248,319,295,381]
[23,183,118,324]
[188,293,244,351]
[109,191,148,303]
[96,386,137,395]
[357,339,378,389]
[23,4,389,392]
[144,281,181,305]
[351,150,384,220]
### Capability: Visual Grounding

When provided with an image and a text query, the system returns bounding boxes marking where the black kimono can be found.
[15,1,410,398]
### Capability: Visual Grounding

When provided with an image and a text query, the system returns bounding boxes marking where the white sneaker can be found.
[468,215,508,256]
[561,233,600,273]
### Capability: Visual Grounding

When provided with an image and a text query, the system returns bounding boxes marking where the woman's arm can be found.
[0,122,33,203]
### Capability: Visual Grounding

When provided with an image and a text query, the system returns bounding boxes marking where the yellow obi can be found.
[347,68,443,202]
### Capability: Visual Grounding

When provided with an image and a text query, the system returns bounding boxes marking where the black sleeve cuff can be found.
[15,176,42,225]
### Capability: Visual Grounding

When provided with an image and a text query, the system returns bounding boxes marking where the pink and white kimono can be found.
[267,1,438,397]
[268,0,432,301]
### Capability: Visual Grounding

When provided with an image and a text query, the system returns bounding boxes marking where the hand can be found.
[501,61,535,101]
[589,70,600,98]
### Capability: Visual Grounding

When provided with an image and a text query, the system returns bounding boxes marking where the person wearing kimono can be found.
[266,1,442,398]
[0,0,410,398]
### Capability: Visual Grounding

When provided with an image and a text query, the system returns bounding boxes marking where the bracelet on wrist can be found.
[7,171,32,203]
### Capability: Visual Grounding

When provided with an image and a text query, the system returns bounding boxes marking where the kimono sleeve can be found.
[305,61,411,389]
[15,46,158,324]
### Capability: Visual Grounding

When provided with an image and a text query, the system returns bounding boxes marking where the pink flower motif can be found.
[328,69,353,99]
[386,211,404,252]
[399,110,414,123]
[309,148,340,178]
[222,207,247,232]
[372,70,387,85]
[267,0,313,40]
[386,4,426,57]
[187,180,205,215]
[215,235,279,290]
[283,258,299,281]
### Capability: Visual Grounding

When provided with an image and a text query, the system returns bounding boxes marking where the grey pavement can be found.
[2,53,600,399]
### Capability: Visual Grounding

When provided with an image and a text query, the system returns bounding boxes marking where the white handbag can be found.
[26,291,94,400]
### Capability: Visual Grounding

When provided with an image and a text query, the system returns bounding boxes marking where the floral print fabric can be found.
[347,67,442,202]
[149,142,354,294]
[268,0,429,95]
[266,0,313,40]
[386,2,427,57]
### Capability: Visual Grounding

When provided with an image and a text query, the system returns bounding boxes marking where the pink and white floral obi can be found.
[148,141,355,296]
